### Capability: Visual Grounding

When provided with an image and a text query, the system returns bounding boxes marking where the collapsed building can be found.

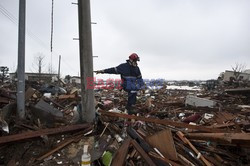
[0,77,250,166]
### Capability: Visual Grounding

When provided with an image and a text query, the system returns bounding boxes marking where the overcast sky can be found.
[0,0,249,80]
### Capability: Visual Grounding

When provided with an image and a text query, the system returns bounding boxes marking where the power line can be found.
[0,2,78,75]
[0,5,18,25]
[0,3,49,52]
[61,57,79,74]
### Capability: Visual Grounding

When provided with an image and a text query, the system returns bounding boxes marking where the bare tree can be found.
[231,63,246,81]
[32,53,45,81]
[32,53,45,73]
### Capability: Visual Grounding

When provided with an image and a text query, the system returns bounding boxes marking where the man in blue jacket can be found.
[95,53,143,115]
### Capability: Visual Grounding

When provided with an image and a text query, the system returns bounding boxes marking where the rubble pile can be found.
[0,81,250,165]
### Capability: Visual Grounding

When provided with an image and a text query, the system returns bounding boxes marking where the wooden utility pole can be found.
[17,0,26,119]
[78,0,95,122]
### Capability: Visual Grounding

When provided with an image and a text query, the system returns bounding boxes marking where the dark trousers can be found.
[126,91,137,111]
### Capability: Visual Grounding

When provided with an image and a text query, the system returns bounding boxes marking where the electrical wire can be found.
[0,2,79,75]
[61,57,79,74]
[0,3,49,52]
[0,5,18,25]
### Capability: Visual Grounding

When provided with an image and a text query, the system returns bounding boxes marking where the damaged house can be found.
[220,70,250,82]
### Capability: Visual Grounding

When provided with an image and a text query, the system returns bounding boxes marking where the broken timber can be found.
[99,110,226,133]
[36,127,92,161]
[146,128,178,161]
[186,133,250,145]
[111,138,131,166]
[0,123,92,144]
[131,140,156,166]
[148,152,181,166]
[176,131,212,166]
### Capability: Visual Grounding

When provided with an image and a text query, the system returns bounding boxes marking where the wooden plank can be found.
[186,133,250,145]
[225,88,250,93]
[128,160,135,166]
[214,112,235,124]
[176,131,212,166]
[146,128,178,161]
[45,97,65,109]
[130,149,137,158]
[0,123,91,144]
[25,87,36,101]
[211,121,250,130]
[136,128,147,139]
[0,96,9,104]
[111,138,131,166]
[149,152,181,166]
[99,110,226,133]
[177,154,195,166]
[58,94,76,100]
[211,122,243,128]
[37,138,74,161]
[204,155,221,166]
[131,140,156,166]
[36,127,92,161]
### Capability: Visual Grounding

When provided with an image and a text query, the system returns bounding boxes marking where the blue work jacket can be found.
[103,60,144,91]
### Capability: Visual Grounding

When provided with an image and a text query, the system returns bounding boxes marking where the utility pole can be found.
[78,0,95,122]
[17,0,26,119]
[58,55,61,79]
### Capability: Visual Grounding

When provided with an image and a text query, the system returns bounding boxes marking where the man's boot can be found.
[126,105,137,115]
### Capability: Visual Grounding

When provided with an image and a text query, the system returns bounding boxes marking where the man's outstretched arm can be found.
[94,67,117,74]
[94,64,125,75]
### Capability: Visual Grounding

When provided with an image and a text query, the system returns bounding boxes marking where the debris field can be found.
[0,80,250,166]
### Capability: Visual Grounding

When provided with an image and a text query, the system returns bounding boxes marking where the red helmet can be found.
[129,53,140,61]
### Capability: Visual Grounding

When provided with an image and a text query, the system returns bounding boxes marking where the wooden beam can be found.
[148,152,181,166]
[177,153,195,166]
[36,127,92,161]
[131,140,156,166]
[186,133,250,145]
[0,96,10,104]
[58,94,77,100]
[0,123,92,144]
[146,128,178,161]
[176,131,212,166]
[99,110,225,133]
[25,87,36,101]
[111,138,131,166]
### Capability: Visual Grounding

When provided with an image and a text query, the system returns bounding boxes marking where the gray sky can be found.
[0,0,249,80]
